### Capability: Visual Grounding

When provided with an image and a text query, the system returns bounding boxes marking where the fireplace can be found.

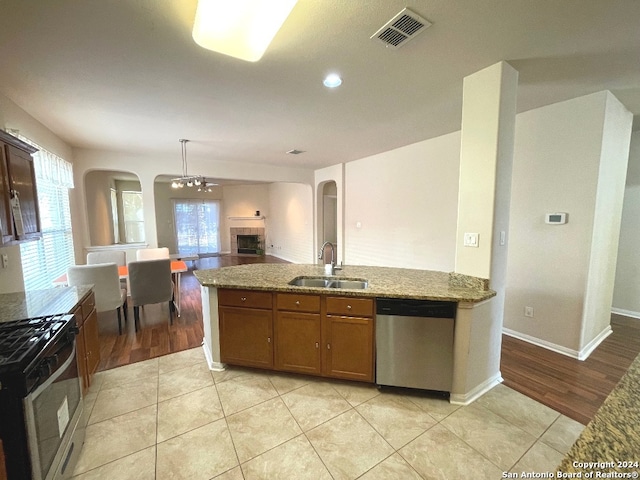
[237,235,261,254]
[230,227,265,255]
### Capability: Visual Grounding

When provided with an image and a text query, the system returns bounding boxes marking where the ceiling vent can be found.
[371,7,432,49]
[286,149,305,155]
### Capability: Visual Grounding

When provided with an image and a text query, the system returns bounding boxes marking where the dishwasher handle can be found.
[376,298,456,318]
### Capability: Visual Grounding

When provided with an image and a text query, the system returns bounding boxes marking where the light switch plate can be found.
[463,232,479,247]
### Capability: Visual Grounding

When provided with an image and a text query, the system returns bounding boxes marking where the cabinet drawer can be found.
[218,289,273,309]
[326,296,373,317]
[277,293,321,313]
[81,291,96,318]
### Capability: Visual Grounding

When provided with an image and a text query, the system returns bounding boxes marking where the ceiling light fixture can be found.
[323,73,342,88]
[192,0,298,62]
[171,139,215,192]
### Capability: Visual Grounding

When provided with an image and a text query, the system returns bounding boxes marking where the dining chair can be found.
[67,263,128,334]
[127,258,174,331]
[136,247,170,261]
[87,251,128,290]
[86,250,126,266]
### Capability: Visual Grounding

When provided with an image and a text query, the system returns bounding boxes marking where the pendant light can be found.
[170,139,217,192]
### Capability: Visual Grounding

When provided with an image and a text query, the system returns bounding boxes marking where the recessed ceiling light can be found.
[323,74,342,88]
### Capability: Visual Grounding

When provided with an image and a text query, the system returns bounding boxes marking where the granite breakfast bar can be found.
[194,263,498,405]
[557,351,640,476]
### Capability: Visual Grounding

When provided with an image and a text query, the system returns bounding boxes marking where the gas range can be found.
[0,314,76,396]
[0,313,83,480]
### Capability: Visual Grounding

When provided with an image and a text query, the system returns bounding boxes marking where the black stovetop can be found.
[0,314,74,376]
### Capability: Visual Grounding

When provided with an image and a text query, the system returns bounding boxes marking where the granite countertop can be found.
[0,286,92,322]
[194,264,495,303]
[557,352,640,476]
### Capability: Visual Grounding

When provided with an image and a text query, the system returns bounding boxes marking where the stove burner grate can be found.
[0,315,70,370]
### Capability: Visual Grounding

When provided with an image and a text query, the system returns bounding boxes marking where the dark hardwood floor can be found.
[96,255,640,425]
[501,313,640,425]
[96,254,289,372]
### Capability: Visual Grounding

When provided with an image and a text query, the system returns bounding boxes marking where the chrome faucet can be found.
[319,241,336,275]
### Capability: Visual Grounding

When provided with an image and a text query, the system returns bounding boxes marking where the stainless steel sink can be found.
[289,277,333,288]
[328,279,368,289]
[288,277,368,289]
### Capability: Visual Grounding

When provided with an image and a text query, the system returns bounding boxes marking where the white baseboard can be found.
[201,343,226,372]
[502,326,612,361]
[450,373,503,406]
[578,326,612,360]
[611,307,640,320]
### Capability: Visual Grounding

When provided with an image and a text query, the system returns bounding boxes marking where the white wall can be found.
[343,131,460,271]
[72,148,313,262]
[612,132,640,316]
[221,184,270,253]
[455,62,518,280]
[504,92,632,356]
[581,94,633,351]
[315,164,344,265]
[267,182,314,263]
[85,170,117,246]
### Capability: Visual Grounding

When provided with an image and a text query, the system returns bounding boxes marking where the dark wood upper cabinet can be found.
[0,130,40,243]
[0,143,12,244]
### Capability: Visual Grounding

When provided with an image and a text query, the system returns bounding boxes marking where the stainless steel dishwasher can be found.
[376,298,456,392]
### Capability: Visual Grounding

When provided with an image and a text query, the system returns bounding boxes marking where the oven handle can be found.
[28,341,77,401]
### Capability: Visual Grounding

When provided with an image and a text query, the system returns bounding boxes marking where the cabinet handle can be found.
[267,337,271,343]
[315,342,319,348]
[240,297,247,302]
[327,343,331,350]
[295,300,300,305]
[347,305,352,310]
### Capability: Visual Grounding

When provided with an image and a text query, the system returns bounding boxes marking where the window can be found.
[173,199,220,256]
[18,138,75,291]
[110,188,119,243]
[122,190,145,243]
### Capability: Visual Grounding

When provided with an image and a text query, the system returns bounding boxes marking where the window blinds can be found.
[17,137,75,291]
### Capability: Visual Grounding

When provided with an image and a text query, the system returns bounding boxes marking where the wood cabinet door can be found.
[219,306,273,368]
[275,311,322,376]
[84,307,100,380]
[0,143,13,243]
[323,315,374,382]
[72,306,89,393]
[5,144,40,238]
[0,438,7,480]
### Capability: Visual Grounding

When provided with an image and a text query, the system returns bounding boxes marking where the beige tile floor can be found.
[72,347,585,480]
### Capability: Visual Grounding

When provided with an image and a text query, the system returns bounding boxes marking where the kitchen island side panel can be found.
[201,285,225,371]
[451,297,501,405]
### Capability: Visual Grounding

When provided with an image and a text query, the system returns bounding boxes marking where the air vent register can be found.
[371,7,432,49]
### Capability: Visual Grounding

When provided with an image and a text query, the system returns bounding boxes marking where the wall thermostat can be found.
[545,212,568,225]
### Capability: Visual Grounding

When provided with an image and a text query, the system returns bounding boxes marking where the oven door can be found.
[23,335,83,480]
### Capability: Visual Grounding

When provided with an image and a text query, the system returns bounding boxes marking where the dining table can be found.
[53,260,188,317]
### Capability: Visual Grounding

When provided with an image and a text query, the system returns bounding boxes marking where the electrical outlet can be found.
[1,254,7,269]
[524,306,534,318]
[463,232,479,247]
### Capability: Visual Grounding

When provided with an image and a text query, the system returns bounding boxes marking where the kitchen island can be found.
[195,264,499,405]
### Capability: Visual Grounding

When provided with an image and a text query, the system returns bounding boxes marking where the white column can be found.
[452,61,518,400]
[455,61,518,279]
